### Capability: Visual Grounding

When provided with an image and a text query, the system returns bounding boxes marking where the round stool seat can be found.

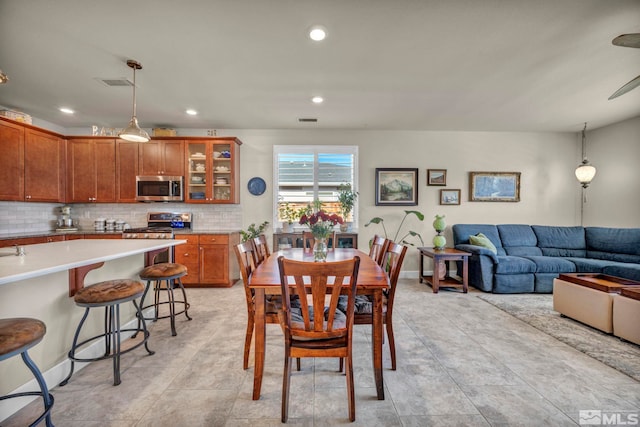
[140,263,187,279]
[0,318,46,360]
[75,279,144,305]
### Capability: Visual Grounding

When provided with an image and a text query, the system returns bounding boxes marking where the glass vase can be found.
[313,237,328,262]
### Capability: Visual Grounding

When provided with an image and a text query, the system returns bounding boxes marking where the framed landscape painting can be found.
[427,169,447,186]
[375,168,418,206]
[440,189,461,205]
[469,172,521,202]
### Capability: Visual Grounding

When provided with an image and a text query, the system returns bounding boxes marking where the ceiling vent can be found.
[96,78,134,87]
[298,118,318,123]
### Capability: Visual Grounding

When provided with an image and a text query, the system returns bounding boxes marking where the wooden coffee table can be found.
[418,247,470,293]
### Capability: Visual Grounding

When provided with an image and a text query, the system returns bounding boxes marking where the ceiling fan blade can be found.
[612,33,640,48]
[609,74,640,100]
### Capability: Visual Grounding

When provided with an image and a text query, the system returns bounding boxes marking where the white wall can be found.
[583,115,640,227]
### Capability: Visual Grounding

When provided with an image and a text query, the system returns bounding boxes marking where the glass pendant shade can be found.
[118,59,149,143]
[575,161,596,188]
[119,116,150,142]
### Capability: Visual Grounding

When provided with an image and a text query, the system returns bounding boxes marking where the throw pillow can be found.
[469,233,498,254]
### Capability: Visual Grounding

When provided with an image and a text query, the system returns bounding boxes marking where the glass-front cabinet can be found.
[185,137,241,204]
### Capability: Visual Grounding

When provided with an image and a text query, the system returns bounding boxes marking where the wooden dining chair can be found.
[252,234,271,266]
[368,234,389,267]
[277,255,361,422]
[302,231,337,251]
[354,241,407,370]
[234,241,279,370]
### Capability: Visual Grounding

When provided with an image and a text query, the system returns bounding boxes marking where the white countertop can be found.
[0,239,186,285]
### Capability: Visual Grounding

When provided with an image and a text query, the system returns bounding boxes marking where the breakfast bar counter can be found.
[0,239,185,407]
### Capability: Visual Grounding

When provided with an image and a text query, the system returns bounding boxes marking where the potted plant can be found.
[337,183,358,232]
[365,210,425,246]
[278,202,299,232]
[240,221,269,242]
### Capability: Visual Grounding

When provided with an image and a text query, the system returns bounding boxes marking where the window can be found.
[274,145,358,226]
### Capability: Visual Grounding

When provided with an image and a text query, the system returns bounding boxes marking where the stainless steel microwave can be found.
[136,176,183,202]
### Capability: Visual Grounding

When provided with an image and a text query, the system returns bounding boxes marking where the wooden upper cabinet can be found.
[139,139,184,176]
[0,119,25,201]
[24,128,65,202]
[66,138,116,203]
[116,140,139,202]
[185,138,242,204]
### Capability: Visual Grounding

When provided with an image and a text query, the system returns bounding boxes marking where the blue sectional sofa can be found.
[452,224,640,293]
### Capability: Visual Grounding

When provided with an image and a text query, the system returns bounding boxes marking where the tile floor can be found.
[4,279,640,426]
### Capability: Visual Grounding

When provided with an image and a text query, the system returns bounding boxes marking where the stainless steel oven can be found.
[122,212,192,264]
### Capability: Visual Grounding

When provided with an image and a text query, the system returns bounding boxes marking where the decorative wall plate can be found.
[247,177,266,196]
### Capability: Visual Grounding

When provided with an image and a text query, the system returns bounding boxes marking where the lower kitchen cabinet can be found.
[174,233,240,287]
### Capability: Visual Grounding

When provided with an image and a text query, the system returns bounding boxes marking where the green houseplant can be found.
[278,202,301,232]
[240,221,269,242]
[365,210,425,246]
[337,183,358,231]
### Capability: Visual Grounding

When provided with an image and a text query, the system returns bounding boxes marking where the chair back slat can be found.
[380,241,408,308]
[234,241,258,301]
[369,235,390,266]
[252,234,271,265]
[278,256,360,340]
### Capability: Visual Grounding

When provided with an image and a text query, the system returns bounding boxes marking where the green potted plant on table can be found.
[240,221,269,242]
[278,202,299,233]
[337,183,358,232]
[365,210,425,246]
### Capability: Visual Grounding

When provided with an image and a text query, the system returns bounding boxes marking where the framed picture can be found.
[469,172,521,202]
[440,189,461,205]
[375,168,419,206]
[427,169,447,186]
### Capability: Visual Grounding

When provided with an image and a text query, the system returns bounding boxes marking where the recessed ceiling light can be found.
[59,107,74,114]
[312,96,324,104]
[309,26,327,41]
[186,109,198,115]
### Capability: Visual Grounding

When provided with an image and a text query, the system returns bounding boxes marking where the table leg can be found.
[252,288,266,400]
[432,256,440,293]
[462,257,469,293]
[419,251,424,283]
[372,289,385,399]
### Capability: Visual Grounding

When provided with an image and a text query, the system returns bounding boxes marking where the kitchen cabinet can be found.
[0,118,24,201]
[0,235,66,248]
[116,140,139,202]
[185,137,241,204]
[139,139,184,176]
[66,138,116,203]
[0,118,65,202]
[174,233,240,287]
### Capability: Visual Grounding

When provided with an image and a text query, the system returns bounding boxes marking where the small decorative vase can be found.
[433,233,446,250]
[433,215,446,233]
[282,222,292,233]
[340,223,349,232]
[313,237,328,262]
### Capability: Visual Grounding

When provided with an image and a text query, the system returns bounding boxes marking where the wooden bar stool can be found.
[59,279,154,387]
[138,263,192,336]
[0,318,54,427]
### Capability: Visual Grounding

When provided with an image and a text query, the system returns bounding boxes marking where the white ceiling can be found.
[0,0,639,133]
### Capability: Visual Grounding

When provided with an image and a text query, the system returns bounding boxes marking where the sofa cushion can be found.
[494,256,536,274]
[498,224,542,257]
[523,256,577,273]
[565,257,610,273]
[586,227,640,263]
[602,264,640,282]
[532,225,587,257]
[452,224,505,256]
[469,233,498,254]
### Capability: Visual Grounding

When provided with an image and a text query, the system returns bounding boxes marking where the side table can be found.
[418,247,470,293]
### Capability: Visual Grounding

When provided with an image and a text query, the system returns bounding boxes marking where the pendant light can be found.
[575,122,596,188]
[118,59,150,143]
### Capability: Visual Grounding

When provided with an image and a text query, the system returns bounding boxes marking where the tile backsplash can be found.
[0,202,243,234]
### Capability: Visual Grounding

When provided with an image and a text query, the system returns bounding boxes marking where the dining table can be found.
[248,247,389,400]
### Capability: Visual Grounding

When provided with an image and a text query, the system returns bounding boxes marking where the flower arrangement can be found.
[299,209,344,239]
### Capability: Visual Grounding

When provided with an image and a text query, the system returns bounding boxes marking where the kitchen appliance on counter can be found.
[136,176,184,202]
[122,212,192,264]
[56,205,78,232]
